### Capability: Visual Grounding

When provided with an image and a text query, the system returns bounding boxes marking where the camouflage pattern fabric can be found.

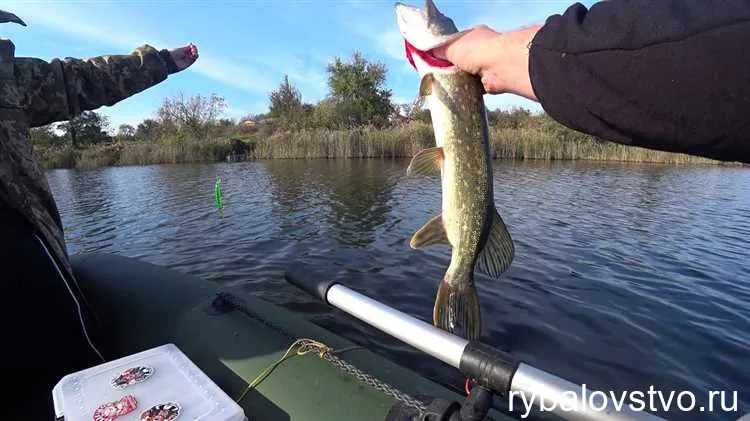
[0,37,176,281]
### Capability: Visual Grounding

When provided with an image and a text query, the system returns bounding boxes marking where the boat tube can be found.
[67,253,732,421]
[68,253,513,421]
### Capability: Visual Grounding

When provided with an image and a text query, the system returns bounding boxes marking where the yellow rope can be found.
[236,338,345,403]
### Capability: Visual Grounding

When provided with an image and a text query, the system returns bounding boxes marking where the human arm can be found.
[16,43,198,127]
[433,0,750,163]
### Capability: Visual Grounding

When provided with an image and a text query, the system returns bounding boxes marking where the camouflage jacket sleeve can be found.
[15,44,178,127]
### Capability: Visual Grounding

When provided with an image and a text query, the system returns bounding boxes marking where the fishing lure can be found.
[93,395,138,421]
[110,366,154,389]
[214,178,223,211]
[139,402,181,421]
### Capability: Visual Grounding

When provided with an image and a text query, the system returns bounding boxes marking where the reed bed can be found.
[35,121,722,169]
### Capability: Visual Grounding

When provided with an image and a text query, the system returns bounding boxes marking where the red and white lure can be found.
[93,394,138,421]
[139,402,181,421]
[110,366,155,389]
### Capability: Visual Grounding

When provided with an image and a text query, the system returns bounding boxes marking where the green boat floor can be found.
[71,253,515,421]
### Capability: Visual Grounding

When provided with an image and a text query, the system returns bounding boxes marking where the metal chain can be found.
[323,352,428,413]
[212,292,428,416]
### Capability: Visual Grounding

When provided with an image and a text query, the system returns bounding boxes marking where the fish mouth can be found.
[404,39,454,71]
[395,1,458,72]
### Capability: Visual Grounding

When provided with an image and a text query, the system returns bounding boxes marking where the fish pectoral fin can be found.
[410,214,449,249]
[419,73,434,97]
[407,146,444,176]
[476,209,515,279]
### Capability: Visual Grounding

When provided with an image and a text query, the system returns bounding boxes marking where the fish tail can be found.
[433,277,481,340]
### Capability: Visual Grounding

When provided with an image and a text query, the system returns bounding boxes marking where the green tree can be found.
[487,107,532,130]
[116,124,136,141]
[58,111,111,147]
[325,51,394,128]
[29,124,62,146]
[310,98,338,129]
[268,74,305,129]
[135,119,161,141]
[156,93,227,139]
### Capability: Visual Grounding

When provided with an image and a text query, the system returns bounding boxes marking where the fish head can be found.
[394,0,465,77]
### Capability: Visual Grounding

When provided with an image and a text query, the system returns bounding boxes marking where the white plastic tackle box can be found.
[52,343,247,421]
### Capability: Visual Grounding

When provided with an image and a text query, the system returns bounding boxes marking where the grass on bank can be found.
[34,120,723,170]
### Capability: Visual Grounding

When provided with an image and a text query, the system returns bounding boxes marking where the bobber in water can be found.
[214,178,223,210]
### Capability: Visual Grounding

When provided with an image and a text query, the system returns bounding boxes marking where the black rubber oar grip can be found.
[284,265,339,304]
[459,341,519,397]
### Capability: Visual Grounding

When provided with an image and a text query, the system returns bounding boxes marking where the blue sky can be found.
[5,0,594,132]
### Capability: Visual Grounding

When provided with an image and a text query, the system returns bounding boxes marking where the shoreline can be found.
[40,155,740,172]
[34,121,734,170]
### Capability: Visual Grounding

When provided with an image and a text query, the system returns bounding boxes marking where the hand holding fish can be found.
[430,24,540,101]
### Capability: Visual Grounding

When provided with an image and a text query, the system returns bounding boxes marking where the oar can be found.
[284,265,668,421]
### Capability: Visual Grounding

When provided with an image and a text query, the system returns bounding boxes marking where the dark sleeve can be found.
[528,0,750,163]
[16,44,179,128]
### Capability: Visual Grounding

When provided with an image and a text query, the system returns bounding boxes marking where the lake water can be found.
[46,159,750,420]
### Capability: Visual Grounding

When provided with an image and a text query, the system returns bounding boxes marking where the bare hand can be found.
[168,43,198,71]
[431,25,504,92]
[431,24,540,100]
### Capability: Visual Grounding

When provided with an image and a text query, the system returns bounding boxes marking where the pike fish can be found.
[395,0,515,340]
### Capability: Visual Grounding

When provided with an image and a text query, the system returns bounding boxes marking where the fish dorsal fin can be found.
[476,208,515,278]
[424,0,459,36]
[410,214,449,249]
[425,0,440,22]
[407,146,443,176]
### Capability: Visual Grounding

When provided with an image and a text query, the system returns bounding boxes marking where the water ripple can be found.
[47,160,750,420]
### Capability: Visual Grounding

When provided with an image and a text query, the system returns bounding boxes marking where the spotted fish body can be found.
[395,0,515,340]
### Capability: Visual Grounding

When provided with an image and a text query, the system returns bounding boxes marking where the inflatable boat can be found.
[58,252,671,421]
